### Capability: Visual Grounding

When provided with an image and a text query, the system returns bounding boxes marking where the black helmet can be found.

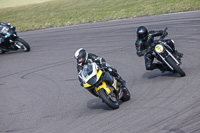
[74,48,88,65]
[136,26,148,40]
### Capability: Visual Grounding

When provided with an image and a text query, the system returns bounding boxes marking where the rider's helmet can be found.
[74,48,88,65]
[136,26,148,41]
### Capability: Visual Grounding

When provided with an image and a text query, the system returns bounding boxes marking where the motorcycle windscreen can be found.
[82,64,93,78]
[82,63,104,87]
[0,26,9,34]
[82,64,97,85]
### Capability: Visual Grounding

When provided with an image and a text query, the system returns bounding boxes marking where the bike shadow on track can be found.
[87,98,123,110]
[0,50,28,55]
[142,70,184,79]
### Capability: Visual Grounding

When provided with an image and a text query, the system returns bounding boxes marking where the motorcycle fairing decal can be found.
[156,45,161,50]
[96,69,102,81]
[95,81,111,94]
[112,79,117,90]
[83,82,91,88]
[6,33,11,37]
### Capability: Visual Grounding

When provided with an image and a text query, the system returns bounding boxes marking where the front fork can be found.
[156,49,180,70]
[95,80,122,100]
[8,34,18,49]
[95,81,111,95]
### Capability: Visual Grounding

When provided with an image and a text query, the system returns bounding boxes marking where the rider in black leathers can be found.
[74,48,126,95]
[0,22,14,48]
[135,26,183,72]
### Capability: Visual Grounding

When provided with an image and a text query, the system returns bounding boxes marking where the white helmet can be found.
[74,48,88,65]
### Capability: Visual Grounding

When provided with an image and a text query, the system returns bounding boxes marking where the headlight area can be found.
[155,44,165,53]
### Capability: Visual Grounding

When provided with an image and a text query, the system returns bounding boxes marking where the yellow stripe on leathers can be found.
[95,81,111,94]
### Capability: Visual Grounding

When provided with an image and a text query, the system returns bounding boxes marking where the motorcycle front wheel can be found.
[98,89,119,109]
[14,38,31,52]
[166,56,186,77]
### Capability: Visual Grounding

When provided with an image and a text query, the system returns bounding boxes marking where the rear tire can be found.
[0,50,5,54]
[166,56,185,77]
[98,89,119,109]
[121,87,131,102]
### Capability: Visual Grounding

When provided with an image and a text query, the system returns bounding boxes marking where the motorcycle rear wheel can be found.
[0,49,5,54]
[166,56,186,77]
[98,89,119,109]
[121,87,131,102]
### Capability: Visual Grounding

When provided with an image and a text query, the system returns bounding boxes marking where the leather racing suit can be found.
[135,30,179,72]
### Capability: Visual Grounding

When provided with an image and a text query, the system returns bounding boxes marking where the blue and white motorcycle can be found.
[0,23,30,53]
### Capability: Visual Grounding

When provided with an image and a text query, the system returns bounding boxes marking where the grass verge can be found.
[0,0,199,31]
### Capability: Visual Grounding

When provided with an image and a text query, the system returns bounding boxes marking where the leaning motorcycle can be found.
[0,23,30,53]
[150,27,185,77]
[81,62,130,109]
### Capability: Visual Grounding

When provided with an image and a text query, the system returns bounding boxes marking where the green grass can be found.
[0,0,52,9]
[0,0,199,31]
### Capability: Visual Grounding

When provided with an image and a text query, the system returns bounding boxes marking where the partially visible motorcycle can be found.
[150,27,185,77]
[0,23,30,53]
[81,62,130,109]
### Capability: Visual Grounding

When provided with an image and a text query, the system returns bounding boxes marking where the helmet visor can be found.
[138,33,146,39]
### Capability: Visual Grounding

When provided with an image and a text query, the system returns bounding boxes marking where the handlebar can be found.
[99,66,106,73]
[164,27,168,32]
[159,27,168,40]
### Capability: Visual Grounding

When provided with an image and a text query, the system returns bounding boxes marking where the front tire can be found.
[98,89,119,109]
[15,38,31,52]
[166,56,186,77]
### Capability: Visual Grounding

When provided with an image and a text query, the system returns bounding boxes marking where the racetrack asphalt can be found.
[0,11,200,133]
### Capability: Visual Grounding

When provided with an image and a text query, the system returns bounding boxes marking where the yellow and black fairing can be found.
[81,63,118,96]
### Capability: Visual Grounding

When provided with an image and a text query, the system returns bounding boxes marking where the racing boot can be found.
[175,50,183,58]
[156,63,165,73]
[156,62,171,73]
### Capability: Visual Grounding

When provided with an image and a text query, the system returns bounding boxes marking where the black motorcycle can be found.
[0,23,30,53]
[150,27,185,77]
